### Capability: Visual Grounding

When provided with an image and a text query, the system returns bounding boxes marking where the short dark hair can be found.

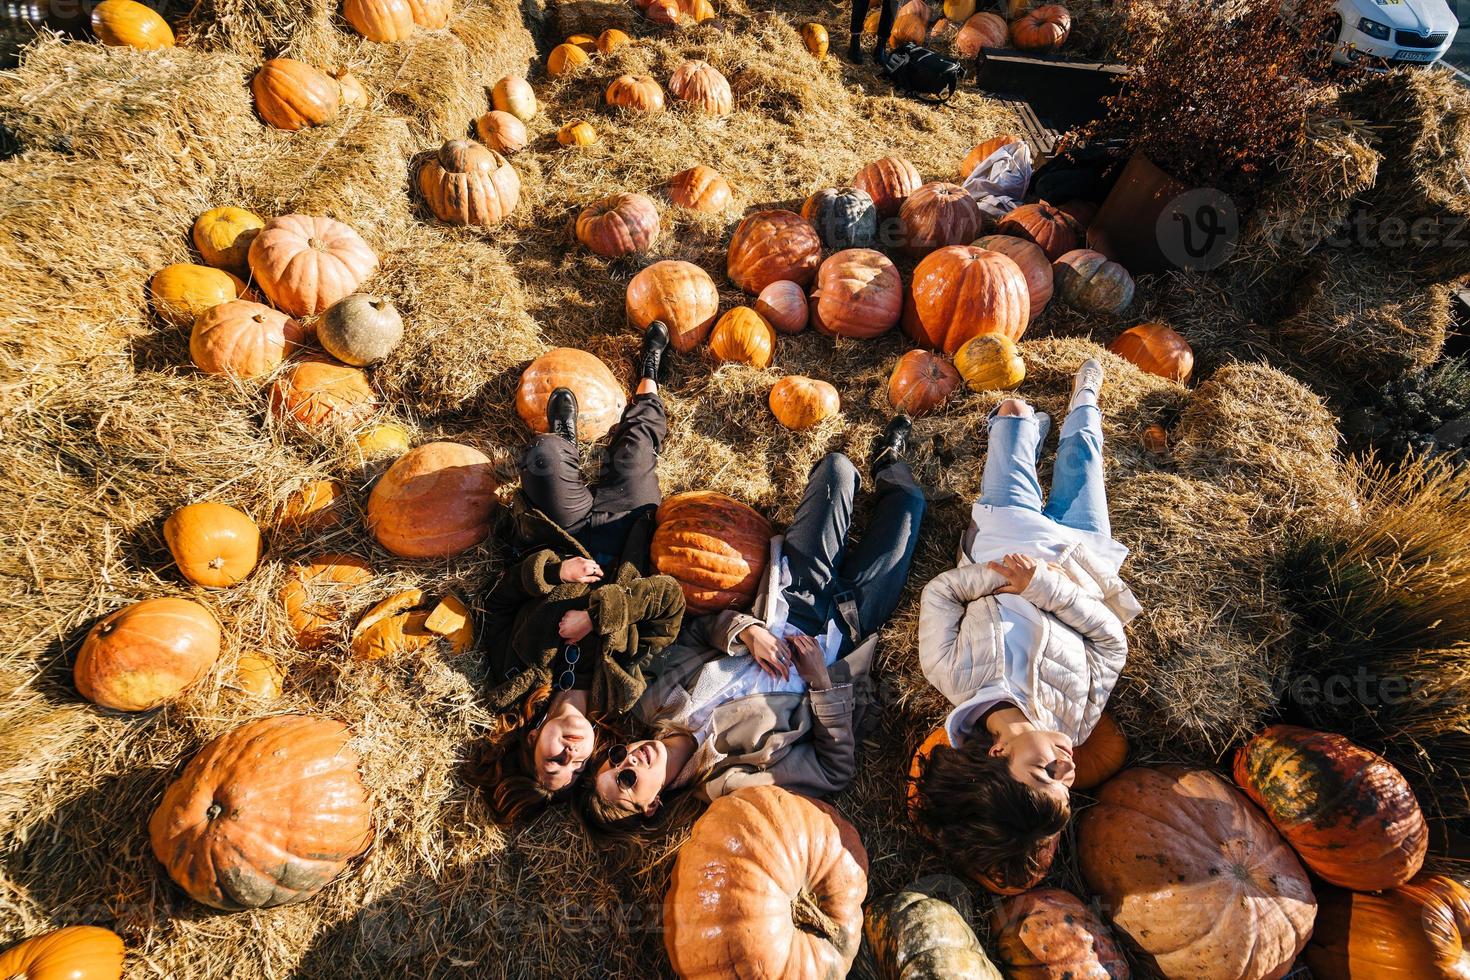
[911,737,1070,889]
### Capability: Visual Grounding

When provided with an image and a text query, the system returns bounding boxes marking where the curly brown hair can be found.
[910,737,1070,889]
[464,682,565,826]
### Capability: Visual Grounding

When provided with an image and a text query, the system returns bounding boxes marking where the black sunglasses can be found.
[555,643,581,692]
[607,743,638,791]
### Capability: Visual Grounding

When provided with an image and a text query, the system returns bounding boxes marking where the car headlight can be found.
[1357,17,1391,40]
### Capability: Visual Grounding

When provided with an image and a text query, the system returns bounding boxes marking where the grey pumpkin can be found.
[801,186,879,250]
[319,293,403,366]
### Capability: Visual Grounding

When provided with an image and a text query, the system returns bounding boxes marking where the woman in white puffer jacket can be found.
[910,358,1142,891]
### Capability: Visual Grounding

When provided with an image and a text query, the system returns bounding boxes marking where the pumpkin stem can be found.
[209,557,225,569]
[206,802,223,821]
[307,237,325,250]
[790,887,839,944]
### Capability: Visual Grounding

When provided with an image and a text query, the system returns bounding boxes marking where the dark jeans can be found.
[850,0,897,54]
[517,394,667,562]
[781,452,926,654]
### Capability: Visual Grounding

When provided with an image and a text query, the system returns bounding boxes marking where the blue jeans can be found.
[980,404,1110,536]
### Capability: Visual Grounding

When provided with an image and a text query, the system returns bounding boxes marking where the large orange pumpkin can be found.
[91,0,173,48]
[1011,3,1071,50]
[888,349,960,416]
[367,441,498,558]
[1053,248,1135,314]
[710,307,776,368]
[996,202,1078,260]
[164,502,262,589]
[900,181,984,257]
[890,0,931,46]
[149,263,248,329]
[664,785,868,980]
[1072,709,1127,790]
[809,248,902,339]
[74,598,221,712]
[269,356,379,430]
[149,715,373,910]
[515,348,628,441]
[853,156,922,218]
[903,245,1029,352]
[1079,765,1316,980]
[652,491,773,613]
[576,193,660,259]
[418,139,520,227]
[668,60,732,115]
[961,134,1022,180]
[547,41,590,77]
[1305,872,1470,980]
[954,11,1008,57]
[279,553,375,649]
[973,234,1052,319]
[248,213,378,317]
[606,74,666,113]
[342,0,415,41]
[668,166,732,213]
[193,206,265,274]
[626,260,720,352]
[0,925,125,980]
[1108,323,1194,383]
[769,376,839,430]
[251,58,340,132]
[1233,725,1428,892]
[755,280,808,334]
[993,888,1130,980]
[727,210,823,294]
[190,300,308,378]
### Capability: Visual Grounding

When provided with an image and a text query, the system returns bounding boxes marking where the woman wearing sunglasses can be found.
[575,420,927,839]
[470,324,688,825]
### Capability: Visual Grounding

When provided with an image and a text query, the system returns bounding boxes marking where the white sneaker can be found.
[1071,358,1104,410]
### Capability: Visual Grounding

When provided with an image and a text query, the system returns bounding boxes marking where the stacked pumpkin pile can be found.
[861,0,1074,59]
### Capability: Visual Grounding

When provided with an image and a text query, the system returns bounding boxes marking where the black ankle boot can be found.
[640,320,671,383]
[871,414,911,476]
[547,387,578,447]
[847,34,864,63]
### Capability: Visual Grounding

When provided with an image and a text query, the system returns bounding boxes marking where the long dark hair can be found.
[465,682,564,826]
[571,739,705,855]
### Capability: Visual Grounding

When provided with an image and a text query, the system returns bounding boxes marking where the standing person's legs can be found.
[782,453,860,634]
[979,399,1050,514]
[517,435,593,531]
[839,459,927,639]
[873,0,898,60]
[1043,404,1110,536]
[847,0,869,61]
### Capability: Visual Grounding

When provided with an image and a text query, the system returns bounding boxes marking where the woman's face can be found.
[532,708,595,792]
[994,728,1075,802]
[593,739,670,815]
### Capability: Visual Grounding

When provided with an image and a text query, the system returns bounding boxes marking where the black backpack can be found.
[881,42,963,104]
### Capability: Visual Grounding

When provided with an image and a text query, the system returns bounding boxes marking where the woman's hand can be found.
[559,557,604,584]
[740,624,792,680]
[789,633,832,691]
[987,553,1040,595]
[558,609,593,642]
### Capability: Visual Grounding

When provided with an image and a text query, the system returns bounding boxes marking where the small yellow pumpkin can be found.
[149,263,247,329]
[193,207,266,274]
[801,23,829,58]
[230,653,285,700]
[558,120,599,146]
[354,422,412,462]
[954,332,1025,391]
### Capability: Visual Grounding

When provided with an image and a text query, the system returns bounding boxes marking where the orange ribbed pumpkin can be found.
[626,260,720,352]
[668,60,732,115]
[367,442,498,558]
[754,280,808,334]
[668,166,732,213]
[903,245,1029,352]
[853,155,922,218]
[960,134,1022,180]
[74,598,221,712]
[0,926,125,980]
[809,248,903,340]
[269,356,379,430]
[974,234,1053,319]
[597,27,632,52]
[248,213,378,317]
[1072,710,1128,790]
[890,0,931,46]
[900,181,984,257]
[474,110,527,154]
[727,209,823,294]
[190,300,308,378]
[1305,873,1470,980]
[149,715,373,910]
[279,553,375,649]
[576,192,661,258]
[342,0,415,41]
[710,307,776,368]
[652,491,773,614]
[418,139,520,227]
[515,348,628,441]
[547,41,590,77]
[1233,725,1428,892]
[888,350,960,416]
[769,376,839,430]
[276,479,348,533]
[1108,322,1194,383]
[606,74,666,113]
[164,502,262,589]
[407,0,451,27]
[993,888,1131,980]
[953,11,1008,57]
[996,202,1078,260]
[1011,3,1070,50]
[251,58,340,131]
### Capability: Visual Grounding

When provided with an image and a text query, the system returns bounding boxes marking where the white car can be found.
[1327,0,1460,67]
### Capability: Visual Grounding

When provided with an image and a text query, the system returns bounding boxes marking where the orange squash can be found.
[973,234,1053,319]
[418,139,520,227]
[190,300,308,378]
[276,479,349,533]
[193,207,265,274]
[149,263,247,329]
[954,11,1008,57]
[367,441,498,558]
[626,260,720,352]
[709,307,776,368]
[248,213,378,318]
[1305,873,1470,980]
[557,120,599,146]
[668,166,732,212]
[90,0,173,48]
[888,349,960,416]
[474,110,527,154]
[406,0,451,27]
[900,181,984,257]
[668,60,732,115]
[890,0,932,45]
[74,598,221,712]
[769,376,839,430]
[1108,322,1194,383]
[515,348,628,442]
[727,209,822,294]
[853,155,922,218]
[342,0,416,41]
[269,356,379,431]
[576,193,661,259]
[149,715,373,910]
[547,41,590,76]
[491,75,537,121]
[903,245,1030,352]
[809,248,903,340]
[1072,710,1127,790]
[251,58,341,131]
[754,280,808,334]
[1011,3,1070,50]
[955,332,1025,391]
[279,553,375,649]
[596,28,632,53]
[993,888,1130,980]
[652,491,773,613]
[960,134,1022,179]
[606,74,666,113]
[802,22,829,58]
[996,202,1078,260]
[164,502,262,589]
[350,590,473,660]
[0,926,125,980]
[645,0,679,24]
[1234,725,1428,892]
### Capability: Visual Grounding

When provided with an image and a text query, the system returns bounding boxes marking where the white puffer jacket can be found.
[917,540,1141,745]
